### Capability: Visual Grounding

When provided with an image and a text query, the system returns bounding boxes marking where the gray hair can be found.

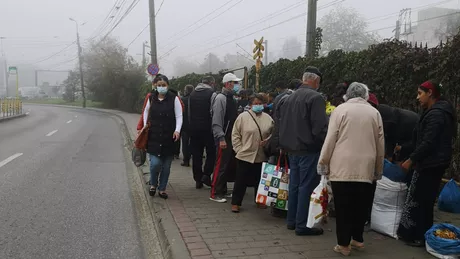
[302,72,319,82]
[202,76,216,85]
[344,82,369,101]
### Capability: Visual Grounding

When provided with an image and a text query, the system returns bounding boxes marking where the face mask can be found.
[252,104,264,113]
[157,86,168,94]
[233,84,240,93]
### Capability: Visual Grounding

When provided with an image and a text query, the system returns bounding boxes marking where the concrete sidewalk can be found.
[113,110,459,259]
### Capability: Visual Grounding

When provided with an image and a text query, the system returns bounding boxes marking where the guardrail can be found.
[0,98,23,118]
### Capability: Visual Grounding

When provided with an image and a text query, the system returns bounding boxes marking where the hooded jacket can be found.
[409,100,456,170]
[188,83,216,132]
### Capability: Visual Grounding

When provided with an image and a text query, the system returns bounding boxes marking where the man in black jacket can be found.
[279,67,327,236]
[188,76,217,189]
[180,85,194,167]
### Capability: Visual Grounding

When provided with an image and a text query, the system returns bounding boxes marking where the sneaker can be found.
[226,193,233,198]
[209,197,227,203]
[196,182,203,189]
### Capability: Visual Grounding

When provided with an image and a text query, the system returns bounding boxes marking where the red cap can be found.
[368,93,379,107]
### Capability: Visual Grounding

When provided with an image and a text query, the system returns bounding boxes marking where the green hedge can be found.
[168,35,460,180]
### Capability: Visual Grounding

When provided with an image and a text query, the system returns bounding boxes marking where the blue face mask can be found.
[252,104,264,113]
[157,86,168,94]
[233,84,240,93]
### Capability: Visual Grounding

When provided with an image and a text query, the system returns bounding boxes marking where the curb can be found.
[0,113,27,123]
[26,103,190,259]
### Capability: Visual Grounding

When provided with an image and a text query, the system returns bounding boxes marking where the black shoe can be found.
[295,228,324,236]
[159,192,168,199]
[196,182,203,189]
[149,188,156,197]
[406,240,425,247]
[287,225,295,230]
[201,175,212,187]
[181,162,190,167]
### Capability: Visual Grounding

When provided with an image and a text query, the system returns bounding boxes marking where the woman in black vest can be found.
[142,75,183,199]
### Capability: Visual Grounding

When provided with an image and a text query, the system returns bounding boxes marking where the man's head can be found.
[302,66,322,89]
[222,73,242,92]
[288,79,302,90]
[183,84,194,96]
[274,81,287,92]
[202,76,216,87]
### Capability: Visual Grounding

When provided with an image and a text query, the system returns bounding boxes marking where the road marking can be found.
[46,130,58,137]
[0,153,23,168]
[25,112,30,115]
[66,120,72,124]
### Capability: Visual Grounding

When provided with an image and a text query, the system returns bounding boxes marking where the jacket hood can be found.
[195,83,214,92]
[432,99,455,118]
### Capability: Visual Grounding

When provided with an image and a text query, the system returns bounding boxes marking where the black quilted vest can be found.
[147,91,176,157]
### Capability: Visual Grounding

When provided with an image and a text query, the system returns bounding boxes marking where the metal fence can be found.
[0,98,23,119]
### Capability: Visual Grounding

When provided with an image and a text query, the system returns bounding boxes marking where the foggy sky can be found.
[1,0,459,84]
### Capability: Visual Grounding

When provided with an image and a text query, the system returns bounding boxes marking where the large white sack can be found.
[371,176,408,239]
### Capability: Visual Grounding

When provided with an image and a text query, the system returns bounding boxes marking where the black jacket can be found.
[409,100,456,170]
[181,94,190,131]
[378,104,419,160]
[279,85,328,154]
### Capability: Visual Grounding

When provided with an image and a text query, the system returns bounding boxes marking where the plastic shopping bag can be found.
[306,176,331,228]
[425,223,460,258]
[256,156,289,210]
[438,179,460,214]
[132,147,146,167]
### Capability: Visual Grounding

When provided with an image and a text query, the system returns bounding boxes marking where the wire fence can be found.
[0,98,23,119]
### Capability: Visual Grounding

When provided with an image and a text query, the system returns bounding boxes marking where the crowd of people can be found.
[137,67,456,256]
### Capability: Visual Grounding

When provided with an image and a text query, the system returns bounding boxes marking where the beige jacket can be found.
[232,111,274,163]
[318,97,385,183]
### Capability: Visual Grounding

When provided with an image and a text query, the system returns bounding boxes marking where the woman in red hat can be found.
[397,80,457,247]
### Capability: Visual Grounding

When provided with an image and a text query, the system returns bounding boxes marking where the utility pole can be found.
[142,41,147,68]
[70,18,86,108]
[305,0,318,58]
[264,40,268,65]
[148,0,158,65]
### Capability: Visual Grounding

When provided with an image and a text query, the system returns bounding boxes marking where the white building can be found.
[0,57,7,97]
[402,7,460,48]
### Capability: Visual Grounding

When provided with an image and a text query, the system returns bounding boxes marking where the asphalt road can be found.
[0,105,145,259]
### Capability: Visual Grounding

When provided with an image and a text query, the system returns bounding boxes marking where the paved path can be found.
[116,110,460,259]
[0,105,147,259]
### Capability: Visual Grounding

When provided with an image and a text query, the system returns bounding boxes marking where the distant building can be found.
[402,7,460,48]
[0,57,7,97]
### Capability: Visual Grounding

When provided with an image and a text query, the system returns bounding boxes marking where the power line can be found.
[156,0,166,16]
[236,43,252,58]
[88,0,127,40]
[31,42,76,65]
[160,0,238,46]
[127,23,150,48]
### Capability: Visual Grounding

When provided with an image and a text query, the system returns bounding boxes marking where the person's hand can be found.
[260,139,268,147]
[400,159,412,172]
[173,131,180,142]
[219,140,227,149]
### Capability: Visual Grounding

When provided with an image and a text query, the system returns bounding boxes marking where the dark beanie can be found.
[304,66,323,83]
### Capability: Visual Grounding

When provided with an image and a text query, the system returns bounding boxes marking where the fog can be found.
[1,0,459,87]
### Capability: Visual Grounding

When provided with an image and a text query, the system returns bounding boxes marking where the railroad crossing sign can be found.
[253,37,265,60]
[147,63,160,76]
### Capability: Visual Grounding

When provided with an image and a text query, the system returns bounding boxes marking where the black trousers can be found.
[190,130,216,183]
[331,181,373,246]
[231,159,262,206]
[397,167,445,241]
[181,130,191,164]
[174,137,180,156]
[211,137,234,198]
[367,181,377,222]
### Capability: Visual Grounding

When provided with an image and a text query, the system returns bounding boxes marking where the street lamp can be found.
[69,17,86,108]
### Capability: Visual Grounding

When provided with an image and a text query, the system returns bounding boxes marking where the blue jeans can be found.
[149,154,173,191]
[287,153,321,231]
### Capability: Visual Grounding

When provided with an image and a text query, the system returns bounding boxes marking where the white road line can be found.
[25,112,30,115]
[46,130,58,137]
[0,153,23,168]
[66,120,72,124]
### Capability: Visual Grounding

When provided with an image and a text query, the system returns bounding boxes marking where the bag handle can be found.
[276,153,289,172]
[246,111,264,140]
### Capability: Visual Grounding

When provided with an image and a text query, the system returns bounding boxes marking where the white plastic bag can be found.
[426,242,460,259]
[307,176,331,228]
[371,176,408,238]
